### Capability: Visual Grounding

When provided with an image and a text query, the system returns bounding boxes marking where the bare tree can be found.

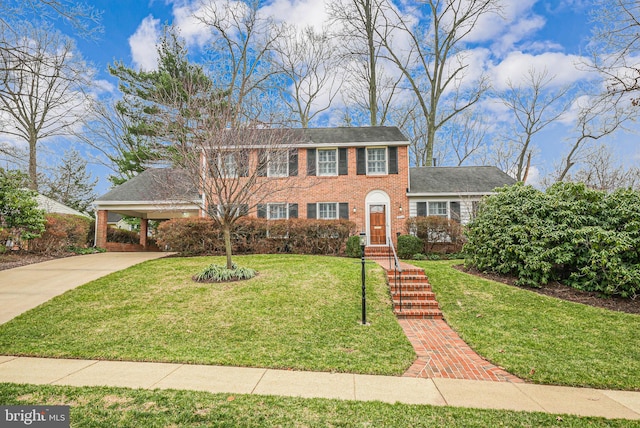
[554,92,635,182]
[550,144,640,192]
[436,109,488,166]
[196,0,283,126]
[328,0,398,126]
[588,0,640,104]
[374,0,499,167]
[497,67,571,181]
[271,24,341,127]
[0,21,93,190]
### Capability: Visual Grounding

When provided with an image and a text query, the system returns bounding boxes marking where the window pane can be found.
[221,153,237,177]
[317,149,337,176]
[428,202,448,216]
[318,203,337,219]
[268,151,289,177]
[268,203,287,220]
[367,148,386,174]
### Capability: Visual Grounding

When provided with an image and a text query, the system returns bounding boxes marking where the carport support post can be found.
[96,210,108,248]
[140,218,148,249]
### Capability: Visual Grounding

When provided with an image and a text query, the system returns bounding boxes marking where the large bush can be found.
[464,182,640,298]
[157,217,356,256]
[0,170,45,248]
[30,214,93,253]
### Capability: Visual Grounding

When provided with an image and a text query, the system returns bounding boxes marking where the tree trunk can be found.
[223,222,233,269]
[29,133,38,190]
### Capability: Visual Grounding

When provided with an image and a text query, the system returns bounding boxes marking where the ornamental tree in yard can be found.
[0,169,45,247]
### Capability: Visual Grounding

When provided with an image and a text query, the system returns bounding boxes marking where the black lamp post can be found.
[359,231,367,325]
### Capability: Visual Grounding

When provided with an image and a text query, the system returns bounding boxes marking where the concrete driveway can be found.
[0,252,170,324]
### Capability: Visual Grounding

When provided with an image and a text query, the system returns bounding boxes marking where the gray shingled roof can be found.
[299,126,408,145]
[409,166,516,194]
[95,168,199,202]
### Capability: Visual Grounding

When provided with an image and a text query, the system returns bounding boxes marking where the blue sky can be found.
[31,1,640,192]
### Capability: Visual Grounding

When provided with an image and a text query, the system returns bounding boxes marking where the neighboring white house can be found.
[35,194,90,218]
[407,166,516,225]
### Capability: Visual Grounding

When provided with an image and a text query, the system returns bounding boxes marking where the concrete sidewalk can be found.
[0,356,639,420]
[0,252,169,324]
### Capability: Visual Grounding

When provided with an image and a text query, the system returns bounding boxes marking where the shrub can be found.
[464,182,640,298]
[156,217,356,256]
[107,228,140,245]
[397,234,423,259]
[345,235,362,258]
[412,253,427,260]
[193,262,257,282]
[405,215,464,253]
[29,214,92,254]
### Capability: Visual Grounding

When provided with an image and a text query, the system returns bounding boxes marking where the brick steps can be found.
[367,246,443,320]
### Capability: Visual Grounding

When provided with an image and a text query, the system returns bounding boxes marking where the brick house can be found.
[93,126,411,250]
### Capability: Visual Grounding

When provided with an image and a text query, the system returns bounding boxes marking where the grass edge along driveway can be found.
[0,254,415,376]
[413,260,640,391]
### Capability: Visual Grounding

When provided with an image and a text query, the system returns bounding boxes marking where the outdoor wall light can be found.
[353,207,357,213]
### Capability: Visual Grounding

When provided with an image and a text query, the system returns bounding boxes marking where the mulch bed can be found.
[0,252,75,271]
[455,265,640,315]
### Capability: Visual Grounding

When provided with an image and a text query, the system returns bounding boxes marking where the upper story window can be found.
[222,153,238,177]
[317,149,337,176]
[268,150,289,177]
[367,148,387,175]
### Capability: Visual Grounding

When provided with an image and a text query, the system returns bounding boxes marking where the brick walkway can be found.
[399,318,522,382]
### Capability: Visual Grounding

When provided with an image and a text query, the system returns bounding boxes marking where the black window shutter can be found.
[257,204,267,218]
[417,202,427,217]
[288,203,298,219]
[388,146,398,174]
[339,203,349,220]
[257,149,267,177]
[356,148,366,175]
[450,201,461,223]
[289,149,298,176]
[338,148,348,175]
[307,203,316,219]
[307,149,316,176]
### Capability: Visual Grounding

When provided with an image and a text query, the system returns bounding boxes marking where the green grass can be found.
[412,260,640,391]
[2,383,637,428]
[0,255,415,375]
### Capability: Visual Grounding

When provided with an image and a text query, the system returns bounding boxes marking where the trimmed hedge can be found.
[397,235,423,259]
[29,214,93,254]
[464,182,640,298]
[156,217,356,256]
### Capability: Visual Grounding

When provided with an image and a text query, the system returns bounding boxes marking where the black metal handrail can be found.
[387,235,403,312]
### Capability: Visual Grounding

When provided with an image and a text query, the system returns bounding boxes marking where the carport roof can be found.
[94,168,199,203]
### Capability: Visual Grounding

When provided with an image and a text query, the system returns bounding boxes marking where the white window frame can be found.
[428,201,448,217]
[366,147,387,175]
[268,150,289,177]
[217,152,238,178]
[317,148,338,176]
[267,203,288,220]
[318,202,338,219]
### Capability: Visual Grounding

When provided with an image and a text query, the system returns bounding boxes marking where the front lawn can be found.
[413,260,640,391]
[0,255,415,375]
[2,383,636,427]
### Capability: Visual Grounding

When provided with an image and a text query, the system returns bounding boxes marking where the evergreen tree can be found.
[42,149,97,213]
[0,168,45,246]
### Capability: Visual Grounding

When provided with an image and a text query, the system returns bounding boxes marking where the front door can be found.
[369,205,386,245]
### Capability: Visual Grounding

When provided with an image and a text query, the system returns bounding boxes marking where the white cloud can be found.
[129,15,161,71]
[171,0,215,48]
[259,0,327,30]
[490,51,594,91]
